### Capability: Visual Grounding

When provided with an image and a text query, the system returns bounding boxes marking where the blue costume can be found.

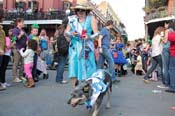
[111,43,128,65]
[68,15,96,81]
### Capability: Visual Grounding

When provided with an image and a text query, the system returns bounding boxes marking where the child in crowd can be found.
[29,24,40,43]
[20,40,37,88]
[134,51,145,75]
[28,24,40,82]
[112,36,128,77]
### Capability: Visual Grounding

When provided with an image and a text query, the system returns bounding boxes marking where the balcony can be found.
[144,6,170,22]
[148,0,168,9]
[3,10,66,21]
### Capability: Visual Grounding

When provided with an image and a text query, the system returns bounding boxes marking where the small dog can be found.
[67,70,112,116]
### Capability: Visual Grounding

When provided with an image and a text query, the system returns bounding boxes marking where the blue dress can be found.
[68,15,96,81]
[111,43,128,65]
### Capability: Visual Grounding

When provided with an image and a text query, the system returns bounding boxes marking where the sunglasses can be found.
[75,9,86,12]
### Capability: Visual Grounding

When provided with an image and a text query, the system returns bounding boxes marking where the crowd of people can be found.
[125,21,175,93]
[1,0,175,95]
[0,1,124,91]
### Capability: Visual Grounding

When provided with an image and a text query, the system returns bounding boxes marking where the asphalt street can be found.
[0,69,175,116]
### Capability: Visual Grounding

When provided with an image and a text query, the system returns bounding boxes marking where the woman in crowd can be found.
[163,21,175,93]
[0,10,6,90]
[143,27,165,85]
[39,29,49,60]
[65,1,99,86]
[0,29,15,89]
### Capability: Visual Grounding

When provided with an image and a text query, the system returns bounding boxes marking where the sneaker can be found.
[1,83,7,88]
[1,83,11,88]
[20,77,27,81]
[13,78,22,83]
[0,85,6,91]
[4,83,11,87]
[157,85,169,89]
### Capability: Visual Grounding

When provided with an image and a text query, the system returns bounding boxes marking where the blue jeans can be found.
[56,54,68,82]
[144,55,164,83]
[97,48,116,81]
[162,48,170,86]
[141,53,148,72]
[169,56,175,90]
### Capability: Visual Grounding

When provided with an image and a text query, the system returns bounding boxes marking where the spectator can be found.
[143,27,165,86]
[12,18,27,83]
[28,23,40,82]
[160,21,171,88]
[0,29,15,89]
[134,51,145,75]
[164,21,175,93]
[19,40,37,88]
[0,10,6,90]
[97,20,120,83]
[55,24,69,84]
[112,36,128,77]
[39,29,49,60]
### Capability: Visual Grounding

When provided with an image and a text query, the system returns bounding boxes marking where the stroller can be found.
[36,56,49,80]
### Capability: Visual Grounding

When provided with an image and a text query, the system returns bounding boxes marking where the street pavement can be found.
[0,69,175,116]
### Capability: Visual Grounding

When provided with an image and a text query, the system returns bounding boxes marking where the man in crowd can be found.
[97,20,120,83]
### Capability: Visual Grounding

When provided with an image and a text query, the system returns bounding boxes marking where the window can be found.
[28,1,39,10]
[15,1,26,12]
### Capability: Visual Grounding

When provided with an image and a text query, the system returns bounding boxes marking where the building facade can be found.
[144,0,175,39]
[1,0,127,39]
[97,1,128,43]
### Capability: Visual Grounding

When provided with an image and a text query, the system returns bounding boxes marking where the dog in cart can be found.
[67,69,112,116]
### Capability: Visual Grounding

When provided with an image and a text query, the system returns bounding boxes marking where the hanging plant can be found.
[143,6,151,13]
[150,0,160,4]
[150,0,167,8]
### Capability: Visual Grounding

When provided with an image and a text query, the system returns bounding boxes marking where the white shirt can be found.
[151,34,162,57]
[20,49,34,64]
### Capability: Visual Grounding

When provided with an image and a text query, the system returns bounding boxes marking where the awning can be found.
[145,15,175,24]
[0,19,62,25]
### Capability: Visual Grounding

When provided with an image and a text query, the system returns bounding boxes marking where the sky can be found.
[91,0,145,41]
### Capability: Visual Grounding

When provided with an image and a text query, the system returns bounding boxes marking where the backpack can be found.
[57,33,69,55]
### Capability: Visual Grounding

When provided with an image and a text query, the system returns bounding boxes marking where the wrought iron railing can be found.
[4,10,66,21]
[145,6,169,21]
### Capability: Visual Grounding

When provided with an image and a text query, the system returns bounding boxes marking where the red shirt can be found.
[168,31,175,57]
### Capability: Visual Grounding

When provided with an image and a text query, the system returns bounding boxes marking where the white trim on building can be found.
[145,15,175,24]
